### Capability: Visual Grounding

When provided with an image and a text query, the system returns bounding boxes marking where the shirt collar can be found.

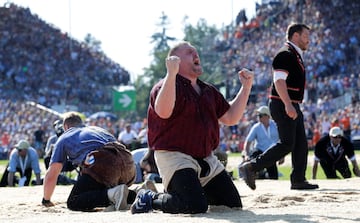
[177,74,207,89]
[287,41,303,60]
[330,141,340,150]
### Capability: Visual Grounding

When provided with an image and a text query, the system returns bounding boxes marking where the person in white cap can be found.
[241,106,283,179]
[312,126,360,179]
[0,139,41,187]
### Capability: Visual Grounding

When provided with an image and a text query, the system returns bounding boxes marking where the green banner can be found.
[112,86,136,111]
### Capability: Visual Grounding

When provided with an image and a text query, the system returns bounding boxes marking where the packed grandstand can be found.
[0,0,359,157]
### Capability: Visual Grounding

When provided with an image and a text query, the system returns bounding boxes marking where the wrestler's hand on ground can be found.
[42,198,55,207]
[353,167,360,177]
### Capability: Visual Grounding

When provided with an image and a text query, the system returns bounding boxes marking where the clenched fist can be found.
[238,68,254,90]
[166,56,180,77]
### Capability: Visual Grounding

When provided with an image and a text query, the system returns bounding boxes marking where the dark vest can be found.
[270,43,306,102]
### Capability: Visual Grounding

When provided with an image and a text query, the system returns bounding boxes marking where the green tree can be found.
[134,12,176,117]
[182,19,223,86]
[151,12,177,52]
[84,33,102,53]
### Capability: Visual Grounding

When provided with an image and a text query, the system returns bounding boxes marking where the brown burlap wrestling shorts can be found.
[81,141,136,187]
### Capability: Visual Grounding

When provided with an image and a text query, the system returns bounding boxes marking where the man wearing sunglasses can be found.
[312,127,360,179]
[241,106,283,180]
[0,139,41,187]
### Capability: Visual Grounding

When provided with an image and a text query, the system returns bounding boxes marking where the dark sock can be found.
[127,190,136,204]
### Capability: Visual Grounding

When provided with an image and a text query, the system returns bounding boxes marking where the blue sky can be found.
[7,0,257,80]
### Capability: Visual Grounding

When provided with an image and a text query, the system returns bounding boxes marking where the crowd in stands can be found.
[217,0,360,91]
[213,0,360,151]
[0,99,147,159]
[1,1,360,159]
[0,3,130,111]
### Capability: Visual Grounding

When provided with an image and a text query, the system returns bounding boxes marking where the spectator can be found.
[0,139,41,187]
[136,124,148,148]
[33,125,46,158]
[242,106,283,179]
[340,110,351,140]
[228,134,241,153]
[1,131,11,153]
[118,123,138,150]
[312,127,360,179]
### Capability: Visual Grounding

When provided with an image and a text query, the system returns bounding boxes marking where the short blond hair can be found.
[167,41,192,57]
[63,112,83,128]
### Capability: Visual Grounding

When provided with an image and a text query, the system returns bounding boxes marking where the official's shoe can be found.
[130,189,155,214]
[108,184,129,211]
[239,162,256,190]
[291,181,319,190]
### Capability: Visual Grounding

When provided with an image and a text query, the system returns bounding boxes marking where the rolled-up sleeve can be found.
[30,151,41,174]
[7,152,18,172]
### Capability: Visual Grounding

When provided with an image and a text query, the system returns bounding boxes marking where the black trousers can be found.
[152,168,242,214]
[67,173,136,211]
[320,158,351,179]
[44,157,76,172]
[0,165,32,186]
[250,99,308,184]
[250,150,278,179]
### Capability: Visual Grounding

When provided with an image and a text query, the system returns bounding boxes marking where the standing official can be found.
[239,23,318,190]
